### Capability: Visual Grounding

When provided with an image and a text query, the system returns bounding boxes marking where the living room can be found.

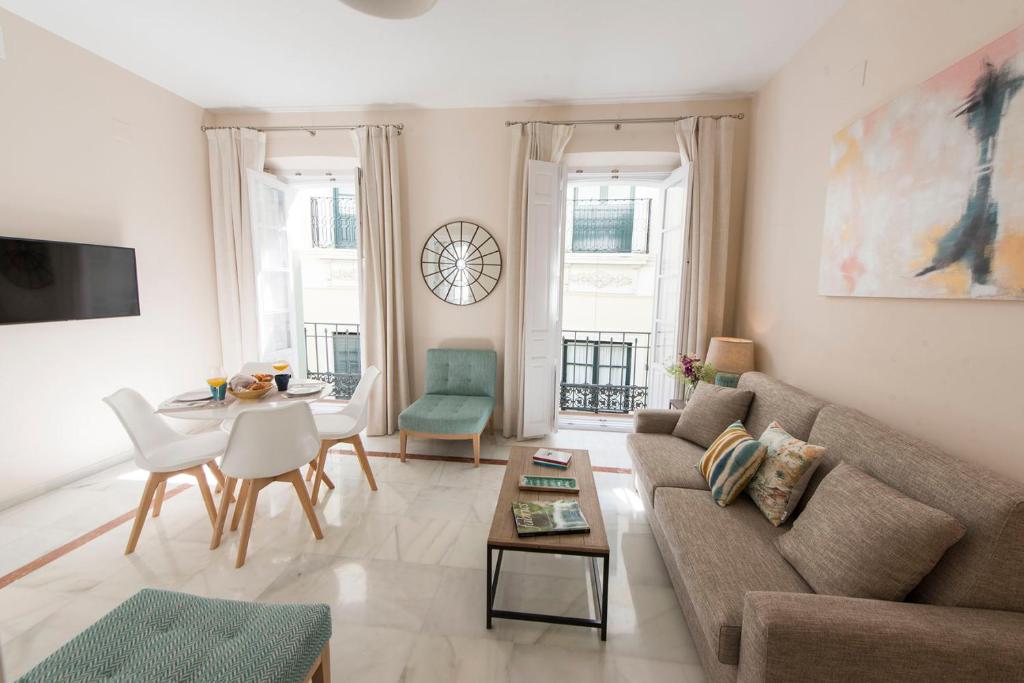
[0,1,1021,681]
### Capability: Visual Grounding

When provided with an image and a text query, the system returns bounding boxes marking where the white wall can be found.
[736,0,1024,481]
[0,10,219,506]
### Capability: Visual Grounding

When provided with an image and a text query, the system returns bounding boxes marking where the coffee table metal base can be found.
[485,544,610,640]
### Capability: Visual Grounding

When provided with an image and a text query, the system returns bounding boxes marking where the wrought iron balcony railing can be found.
[310,195,357,249]
[304,321,361,398]
[560,330,650,414]
[570,198,651,253]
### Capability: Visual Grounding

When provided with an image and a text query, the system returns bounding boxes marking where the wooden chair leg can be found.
[151,480,167,518]
[287,470,323,540]
[231,479,251,531]
[207,461,233,500]
[236,478,267,568]
[310,643,331,683]
[126,473,163,554]
[472,432,481,468]
[310,441,331,506]
[347,435,377,491]
[192,467,218,527]
[400,430,408,462]
[210,477,236,550]
[305,463,316,482]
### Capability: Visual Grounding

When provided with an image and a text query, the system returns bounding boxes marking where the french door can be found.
[647,166,689,410]
[520,159,568,438]
[246,170,299,368]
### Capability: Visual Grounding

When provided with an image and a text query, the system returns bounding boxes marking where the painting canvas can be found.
[820,25,1024,299]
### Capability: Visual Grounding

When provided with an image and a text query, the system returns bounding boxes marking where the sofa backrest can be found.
[737,372,826,441]
[807,405,1024,612]
[424,348,497,398]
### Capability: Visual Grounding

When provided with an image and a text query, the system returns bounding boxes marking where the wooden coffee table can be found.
[486,446,610,639]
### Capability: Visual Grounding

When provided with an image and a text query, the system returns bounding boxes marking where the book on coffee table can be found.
[518,474,579,492]
[533,448,572,468]
[511,499,590,537]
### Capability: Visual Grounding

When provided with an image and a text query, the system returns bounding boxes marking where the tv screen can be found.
[0,236,140,325]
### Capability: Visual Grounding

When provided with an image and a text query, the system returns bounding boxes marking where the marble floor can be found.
[0,431,706,682]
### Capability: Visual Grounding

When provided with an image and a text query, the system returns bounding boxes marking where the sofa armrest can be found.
[633,409,680,434]
[739,591,1024,683]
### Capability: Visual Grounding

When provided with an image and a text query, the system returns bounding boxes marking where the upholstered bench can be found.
[399,348,497,467]
[16,589,331,683]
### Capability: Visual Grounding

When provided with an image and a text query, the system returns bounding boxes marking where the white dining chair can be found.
[104,388,228,554]
[308,366,380,505]
[210,401,324,568]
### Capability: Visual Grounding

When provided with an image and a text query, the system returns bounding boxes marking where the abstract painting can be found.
[820,25,1024,299]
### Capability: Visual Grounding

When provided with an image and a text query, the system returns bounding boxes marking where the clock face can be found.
[420,221,501,305]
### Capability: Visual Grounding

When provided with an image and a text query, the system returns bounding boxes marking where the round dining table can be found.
[156,383,333,422]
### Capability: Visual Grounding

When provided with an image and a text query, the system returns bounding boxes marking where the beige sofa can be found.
[628,372,1024,682]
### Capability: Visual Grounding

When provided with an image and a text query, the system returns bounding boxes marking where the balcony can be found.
[560,330,650,414]
[310,194,357,249]
[304,321,361,398]
[570,198,652,253]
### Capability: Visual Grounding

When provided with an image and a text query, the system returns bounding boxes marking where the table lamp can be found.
[705,337,755,386]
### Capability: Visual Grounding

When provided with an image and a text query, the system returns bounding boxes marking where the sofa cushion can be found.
[672,383,754,448]
[738,372,825,442]
[808,405,1024,612]
[627,433,709,501]
[653,488,812,665]
[698,421,766,507]
[398,394,493,435]
[778,463,966,601]
[745,421,826,526]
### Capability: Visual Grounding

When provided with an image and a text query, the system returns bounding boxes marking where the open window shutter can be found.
[647,165,688,409]
[246,170,298,368]
[520,159,567,438]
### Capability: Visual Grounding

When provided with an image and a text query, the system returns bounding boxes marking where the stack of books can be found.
[532,448,572,469]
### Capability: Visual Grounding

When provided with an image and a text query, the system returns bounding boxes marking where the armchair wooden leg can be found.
[231,479,251,531]
[472,432,481,468]
[211,477,236,550]
[346,435,377,491]
[236,478,268,568]
[399,430,408,462]
[192,467,218,527]
[126,473,164,554]
[287,470,324,540]
[309,643,331,683]
[151,480,167,518]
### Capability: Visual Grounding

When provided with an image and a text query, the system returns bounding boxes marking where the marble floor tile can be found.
[404,633,514,683]
[373,516,463,564]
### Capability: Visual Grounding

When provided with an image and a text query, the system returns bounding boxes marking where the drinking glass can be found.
[206,366,227,402]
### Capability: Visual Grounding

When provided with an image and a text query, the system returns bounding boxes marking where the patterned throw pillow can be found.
[697,421,767,507]
[746,421,826,526]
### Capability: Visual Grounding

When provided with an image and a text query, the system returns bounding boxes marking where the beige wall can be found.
[736,0,1024,481]
[0,10,219,506]
[211,99,752,415]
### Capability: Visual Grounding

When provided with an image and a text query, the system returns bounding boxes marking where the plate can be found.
[175,390,213,402]
[286,385,323,397]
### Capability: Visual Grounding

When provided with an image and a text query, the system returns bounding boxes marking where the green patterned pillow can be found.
[697,421,767,507]
[746,421,826,526]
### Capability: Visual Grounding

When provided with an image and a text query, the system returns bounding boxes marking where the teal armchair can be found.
[398,348,497,467]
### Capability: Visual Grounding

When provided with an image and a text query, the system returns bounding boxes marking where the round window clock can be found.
[420,221,501,305]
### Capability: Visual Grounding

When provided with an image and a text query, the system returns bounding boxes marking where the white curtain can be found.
[206,128,266,372]
[352,125,410,435]
[675,117,736,359]
[502,122,574,438]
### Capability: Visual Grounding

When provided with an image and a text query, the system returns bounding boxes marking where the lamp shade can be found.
[705,337,755,375]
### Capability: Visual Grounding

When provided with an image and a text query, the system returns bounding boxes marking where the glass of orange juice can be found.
[207,366,227,402]
[272,360,289,373]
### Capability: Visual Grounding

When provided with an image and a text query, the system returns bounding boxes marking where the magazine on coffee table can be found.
[512,499,590,537]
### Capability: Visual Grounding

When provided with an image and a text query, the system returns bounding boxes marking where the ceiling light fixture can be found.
[338,0,438,19]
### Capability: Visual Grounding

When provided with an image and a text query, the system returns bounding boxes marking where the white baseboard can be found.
[0,451,133,513]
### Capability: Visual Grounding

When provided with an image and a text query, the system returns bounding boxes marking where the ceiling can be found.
[0,0,844,110]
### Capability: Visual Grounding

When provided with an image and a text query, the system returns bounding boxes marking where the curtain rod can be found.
[504,113,743,129]
[199,123,404,136]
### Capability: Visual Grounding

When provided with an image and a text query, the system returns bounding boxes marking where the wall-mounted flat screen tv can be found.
[0,236,140,325]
